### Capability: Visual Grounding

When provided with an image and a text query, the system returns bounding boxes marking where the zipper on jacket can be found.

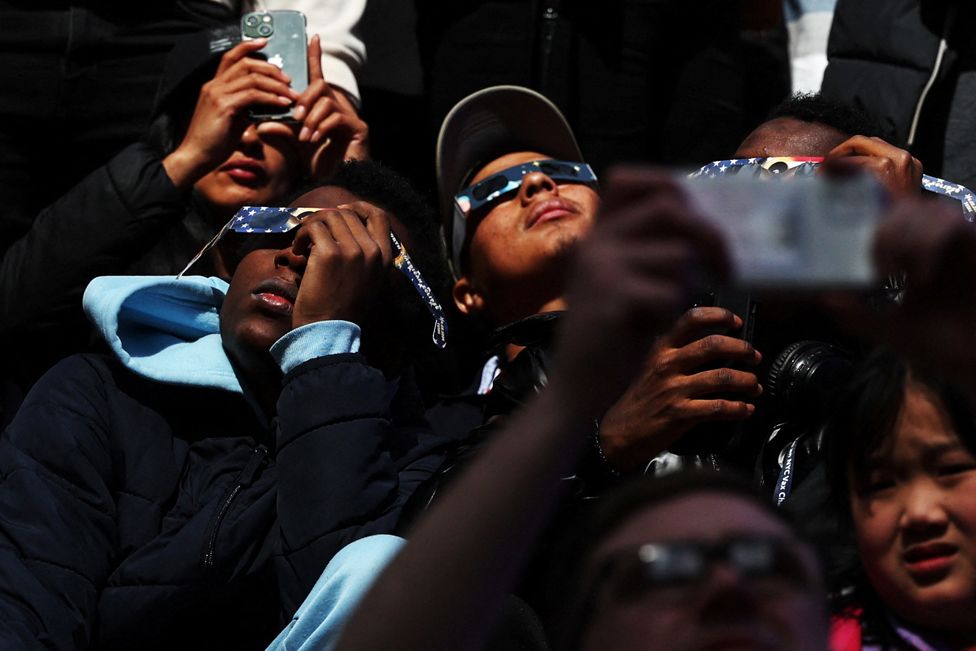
[907,4,958,147]
[202,445,269,569]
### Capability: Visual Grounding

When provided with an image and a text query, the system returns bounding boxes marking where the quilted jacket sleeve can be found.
[0,356,118,649]
[272,353,448,618]
[0,142,188,335]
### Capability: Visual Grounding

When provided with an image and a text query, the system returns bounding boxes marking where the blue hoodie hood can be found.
[83,275,243,394]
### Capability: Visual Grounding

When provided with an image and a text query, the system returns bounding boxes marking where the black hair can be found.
[547,469,819,649]
[289,160,453,368]
[823,349,976,648]
[825,349,976,525]
[145,26,237,156]
[767,92,884,140]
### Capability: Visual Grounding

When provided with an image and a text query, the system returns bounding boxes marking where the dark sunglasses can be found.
[179,205,447,349]
[587,536,817,607]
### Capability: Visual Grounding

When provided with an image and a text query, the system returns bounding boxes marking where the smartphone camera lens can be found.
[244,14,260,27]
[257,23,273,37]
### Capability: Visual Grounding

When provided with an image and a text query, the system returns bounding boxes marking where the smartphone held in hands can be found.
[681,173,887,290]
[241,10,308,121]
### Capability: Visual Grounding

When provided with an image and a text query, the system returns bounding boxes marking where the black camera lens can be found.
[766,340,852,414]
[244,14,260,27]
[257,23,273,37]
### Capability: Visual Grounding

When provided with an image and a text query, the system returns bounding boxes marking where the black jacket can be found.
[0,142,210,337]
[0,142,214,425]
[0,352,446,650]
[822,0,967,152]
[0,28,233,422]
[0,25,240,340]
[418,0,756,175]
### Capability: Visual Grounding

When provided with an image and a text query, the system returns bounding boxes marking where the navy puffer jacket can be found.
[0,352,444,650]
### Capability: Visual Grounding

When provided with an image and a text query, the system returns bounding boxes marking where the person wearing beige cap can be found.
[437,85,599,329]
[428,86,761,479]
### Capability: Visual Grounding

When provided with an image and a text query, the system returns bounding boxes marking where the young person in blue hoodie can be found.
[0,159,452,650]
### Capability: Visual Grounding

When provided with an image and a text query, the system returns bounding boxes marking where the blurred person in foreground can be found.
[332,165,976,651]
[334,166,830,651]
[424,89,935,494]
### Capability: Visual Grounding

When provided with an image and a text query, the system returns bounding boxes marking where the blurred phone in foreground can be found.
[241,10,308,121]
[680,173,887,290]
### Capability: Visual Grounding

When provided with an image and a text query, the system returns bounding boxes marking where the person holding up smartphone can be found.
[0,29,368,424]
[0,159,453,650]
[164,34,370,225]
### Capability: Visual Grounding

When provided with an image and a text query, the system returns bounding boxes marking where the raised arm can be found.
[0,39,299,335]
[827,195,976,400]
[262,201,448,615]
[335,168,731,651]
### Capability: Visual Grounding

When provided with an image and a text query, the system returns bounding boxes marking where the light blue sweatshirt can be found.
[82,275,361,393]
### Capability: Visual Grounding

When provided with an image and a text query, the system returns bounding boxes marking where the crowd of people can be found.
[2,2,976,650]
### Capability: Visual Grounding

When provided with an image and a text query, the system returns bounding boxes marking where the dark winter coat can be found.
[0,351,445,649]
[822,0,963,149]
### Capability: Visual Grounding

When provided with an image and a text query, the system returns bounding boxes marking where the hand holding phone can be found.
[161,38,299,189]
[254,33,370,178]
[599,304,762,470]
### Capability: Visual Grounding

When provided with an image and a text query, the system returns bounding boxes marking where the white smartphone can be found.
[680,173,887,289]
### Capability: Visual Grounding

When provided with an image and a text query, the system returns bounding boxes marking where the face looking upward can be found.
[219,186,361,364]
[452,150,600,327]
[579,491,826,651]
[195,123,303,220]
[849,379,976,636]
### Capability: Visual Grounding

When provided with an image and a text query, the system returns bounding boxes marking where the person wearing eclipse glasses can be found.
[413,89,958,513]
[330,91,976,648]
[420,86,764,489]
[0,31,370,431]
[0,159,457,650]
[408,88,976,606]
[251,90,976,651]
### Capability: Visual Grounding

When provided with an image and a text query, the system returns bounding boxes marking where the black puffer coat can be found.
[822,0,964,150]
[0,352,446,650]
